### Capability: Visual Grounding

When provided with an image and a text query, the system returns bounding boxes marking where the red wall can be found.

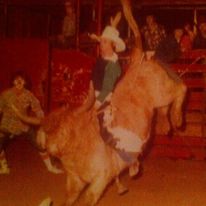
[0,38,49,108]
[50,49,94,110]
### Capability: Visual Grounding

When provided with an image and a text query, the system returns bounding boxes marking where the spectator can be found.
[155,28,183,64]
[193,17,206,49]
[141,15,166,51]
[51,0,76,48]
[181,23,196,53]
[154,28,183,82]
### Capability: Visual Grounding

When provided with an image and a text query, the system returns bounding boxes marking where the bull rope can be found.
[179,56,206,77]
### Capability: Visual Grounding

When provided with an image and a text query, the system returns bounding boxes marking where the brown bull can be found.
[37,0,186,204]
[36,51,186,206]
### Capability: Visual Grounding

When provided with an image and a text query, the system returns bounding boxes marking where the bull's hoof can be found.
[156,121,171,135]
[48,166,64,174]
[129,162,139,177]
[0,161,10,175]
[172,114,183,129]
[117,184,129,195]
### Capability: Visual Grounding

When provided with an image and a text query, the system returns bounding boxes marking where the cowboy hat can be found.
[90,26,126,52]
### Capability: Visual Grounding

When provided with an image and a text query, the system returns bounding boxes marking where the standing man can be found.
[57,0,76,48]
[141,15,166,52]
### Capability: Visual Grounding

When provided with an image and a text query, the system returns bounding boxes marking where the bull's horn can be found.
[74,81,95,114]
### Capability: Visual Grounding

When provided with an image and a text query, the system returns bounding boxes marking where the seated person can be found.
[181,22,196,54]
[155,28,183,63]
[154,28,184,83]
[193,17,206,49]
[0,71,62,174]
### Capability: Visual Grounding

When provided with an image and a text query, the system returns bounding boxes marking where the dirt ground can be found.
[1,138,206,206]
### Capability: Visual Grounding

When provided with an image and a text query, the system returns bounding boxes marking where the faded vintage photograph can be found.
[0,0,206,205]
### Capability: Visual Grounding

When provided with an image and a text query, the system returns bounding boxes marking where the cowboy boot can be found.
[39,152,63,174]
[115,177,128,195]
[0,159,10,174]
[38,197,52,206]
[0,151,10,174]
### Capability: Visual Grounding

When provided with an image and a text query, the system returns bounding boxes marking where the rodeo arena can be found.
[2,0,206,205]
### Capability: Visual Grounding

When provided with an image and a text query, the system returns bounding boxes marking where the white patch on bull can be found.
[108,127,145,153]
[102,104,146,153]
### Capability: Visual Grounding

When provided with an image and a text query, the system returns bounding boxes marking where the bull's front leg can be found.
[64,172,86,206]
[84,174,109,206]
[129,160,140,177]
[156,106,171,135]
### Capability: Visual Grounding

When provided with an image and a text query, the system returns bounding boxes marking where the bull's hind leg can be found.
[171,83,187,129]
[84,175,109,206]
[156,106,171,135]
[64,172,86,206]
[129,160,140,177]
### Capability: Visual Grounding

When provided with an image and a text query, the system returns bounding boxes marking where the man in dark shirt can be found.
[154,28,183,82]
[155,28,183,63]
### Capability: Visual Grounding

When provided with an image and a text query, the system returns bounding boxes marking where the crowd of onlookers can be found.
[50,0,206,63]
[140,14,206,63]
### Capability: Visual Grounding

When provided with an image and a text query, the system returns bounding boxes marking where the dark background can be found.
[0,0,206,39]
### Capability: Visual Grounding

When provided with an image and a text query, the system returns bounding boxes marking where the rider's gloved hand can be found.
[94,100,101,110]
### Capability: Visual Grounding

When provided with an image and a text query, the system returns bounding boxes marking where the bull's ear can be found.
[110,11,122,28]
